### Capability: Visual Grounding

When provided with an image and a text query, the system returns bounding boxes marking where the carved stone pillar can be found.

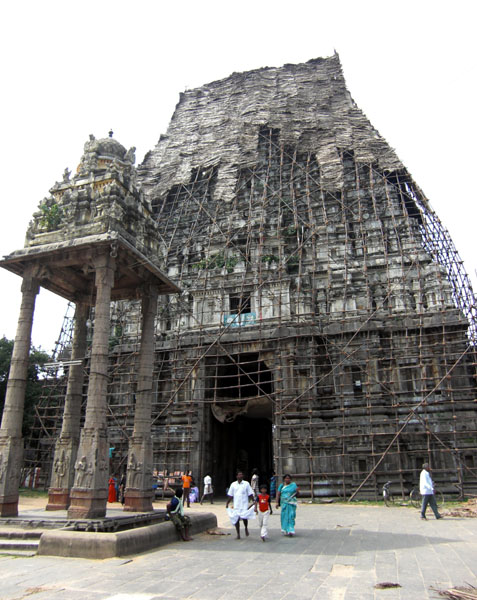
[67,254,114,519]
[0,272,40,516]
[124,285,158,512]
[46,302,89,510]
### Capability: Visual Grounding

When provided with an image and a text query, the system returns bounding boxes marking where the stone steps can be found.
[0,528,43,557]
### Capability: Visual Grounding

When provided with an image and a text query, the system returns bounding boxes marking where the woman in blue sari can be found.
[276,474,300,536]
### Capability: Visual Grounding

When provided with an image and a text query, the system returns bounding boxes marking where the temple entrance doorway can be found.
[204,351,274,495]
[209,415,273,496]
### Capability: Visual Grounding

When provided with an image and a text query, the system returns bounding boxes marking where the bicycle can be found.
[382,481,394,506]
[409,487,444,509]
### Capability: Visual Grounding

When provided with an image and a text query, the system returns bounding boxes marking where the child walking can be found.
[255,484,273,541]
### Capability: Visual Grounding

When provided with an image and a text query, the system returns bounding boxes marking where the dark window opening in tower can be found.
[257,125,281,162]
[314,337,335,403]
[351,365,363,397]
[229,294,251,315]
[400,363,419,394]
[464,455,475,478]
[386,171,424,225]
[343,364,364,399]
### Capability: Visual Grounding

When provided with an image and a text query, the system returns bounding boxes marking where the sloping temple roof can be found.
[139,54,405,200]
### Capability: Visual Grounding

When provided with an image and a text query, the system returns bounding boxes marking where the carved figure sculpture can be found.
[75,455,87,487]
[125,146,136,164]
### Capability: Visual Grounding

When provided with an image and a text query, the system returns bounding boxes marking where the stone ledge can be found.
[37,512,217,559]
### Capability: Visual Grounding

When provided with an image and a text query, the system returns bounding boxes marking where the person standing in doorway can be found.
[201,473,214,504]
[420,463,443,520]
[251,468,260,500]
[255,484,273,541]
[182,470,193,508]
[226,471,256,539]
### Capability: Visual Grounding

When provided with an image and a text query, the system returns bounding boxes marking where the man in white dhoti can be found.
[226,471,256,539]
[200,473,213,504]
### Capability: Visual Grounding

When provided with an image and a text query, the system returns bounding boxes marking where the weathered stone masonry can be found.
[134,55,477,498]
[14,55,477,501]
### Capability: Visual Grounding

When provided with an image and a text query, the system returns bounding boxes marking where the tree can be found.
[0,336,50,435]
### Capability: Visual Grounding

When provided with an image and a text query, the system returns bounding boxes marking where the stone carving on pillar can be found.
[47,302,88,510]
[127,451,144,488]
[124,439,154,511]
[0,442,22,487]
[67,254,115,519]
[53,450,66,482]
[74,455,90,487]
[0,441,23,516]
[0,271,40,517]
[72,436,109,490]
[124,285,158,512]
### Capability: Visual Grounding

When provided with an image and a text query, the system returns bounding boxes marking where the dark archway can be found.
[204,352,274,494]
[209,415,273,495]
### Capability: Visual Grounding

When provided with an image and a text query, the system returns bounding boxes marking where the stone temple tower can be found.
[21,55,477,500]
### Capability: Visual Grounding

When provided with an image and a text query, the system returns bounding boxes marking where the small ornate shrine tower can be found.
[0,132,179,517]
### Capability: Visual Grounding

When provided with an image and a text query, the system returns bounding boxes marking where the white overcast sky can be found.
[1,0,476,354]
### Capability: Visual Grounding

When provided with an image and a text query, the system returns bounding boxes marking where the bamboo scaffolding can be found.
[24,58,477,498]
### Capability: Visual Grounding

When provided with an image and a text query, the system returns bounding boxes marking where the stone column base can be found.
[0,436,24,517]
[0,495,19,517]
[46,488,70,511]
[123,489,154,513]
[67,488,108,519]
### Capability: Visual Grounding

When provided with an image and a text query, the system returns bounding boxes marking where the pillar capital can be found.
[92,250,116,273]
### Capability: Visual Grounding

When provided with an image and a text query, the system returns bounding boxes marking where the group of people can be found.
[158,462,444,543]
[181,471,214,507]
[226,470,299,540]
[168,469,299,542]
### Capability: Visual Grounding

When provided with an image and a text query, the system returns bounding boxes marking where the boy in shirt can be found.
[255,484,273,541]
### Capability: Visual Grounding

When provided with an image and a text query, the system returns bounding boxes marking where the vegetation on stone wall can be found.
[195,252,239,273]
[261,254,279,264]
[39,201,63,231]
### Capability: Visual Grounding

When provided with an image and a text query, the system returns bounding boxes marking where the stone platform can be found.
[0,506,217,559]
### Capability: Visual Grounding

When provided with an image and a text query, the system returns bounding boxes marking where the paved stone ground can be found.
[1,500,476,600]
